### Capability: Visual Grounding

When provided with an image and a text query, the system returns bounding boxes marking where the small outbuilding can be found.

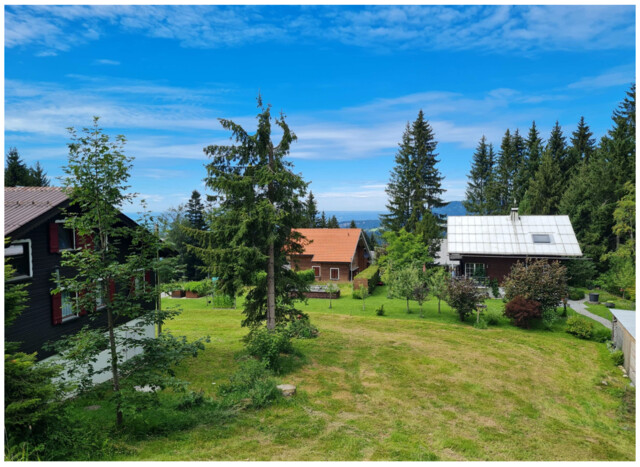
[610,308,636,385]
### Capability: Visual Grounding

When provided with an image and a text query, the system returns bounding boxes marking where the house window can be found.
[96,280,106,310]
[330,268,339,281]
[55,220,75,250]
[312,266,321,278]
[5,239,32,280]
[465,263,486,278]
[532,234,552,244]
[55,269,77,321]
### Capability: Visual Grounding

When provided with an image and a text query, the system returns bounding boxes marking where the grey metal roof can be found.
[434,238,459,266]
[5,187,69,236]
[447,214,582,257]
[611,308,636,340]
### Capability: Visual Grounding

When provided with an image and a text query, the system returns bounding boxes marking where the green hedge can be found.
[354,265,380,294]
[296,269,316,284]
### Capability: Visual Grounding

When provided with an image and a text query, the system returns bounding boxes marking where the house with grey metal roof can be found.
[445,207,583,283]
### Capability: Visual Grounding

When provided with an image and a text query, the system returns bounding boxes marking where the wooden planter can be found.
[185,291,200,299]
[171,290,185,298]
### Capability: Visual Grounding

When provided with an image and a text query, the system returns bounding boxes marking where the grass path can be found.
[112,293,635,461]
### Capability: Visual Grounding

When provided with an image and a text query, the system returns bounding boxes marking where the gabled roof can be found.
[292,228,364,263]
[5,186,69,236]
[447,214,582,257]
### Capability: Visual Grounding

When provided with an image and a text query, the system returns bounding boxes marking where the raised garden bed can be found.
[185,290,200,299]
[303,285,340,300]
[171,290,185,298]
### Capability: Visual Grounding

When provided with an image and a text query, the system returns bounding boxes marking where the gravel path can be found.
[567,300,612,330]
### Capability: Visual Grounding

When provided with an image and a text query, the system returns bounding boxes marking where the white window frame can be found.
[95,278,107,310]
[5,239,33,281]
[55,268,79,321]
[55,219,76,251]
[330,267,340,281]
[312,266,321,278]
[465,263,486,278]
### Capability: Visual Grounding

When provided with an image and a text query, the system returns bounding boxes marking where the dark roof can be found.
[5,187,69,236]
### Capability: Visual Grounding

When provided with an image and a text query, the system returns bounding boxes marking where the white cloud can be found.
[94,59,120,66]
[5,5,634,56]
[567,66,636,90]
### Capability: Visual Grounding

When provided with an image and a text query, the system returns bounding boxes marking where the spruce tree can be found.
[494,129,517,212]
[381,110,446,232]
[5,148,31,187]
[28,162,50,187]
[349,220,357,228]
[415,209,442,258]
[186,190,207,231]
[521,152,564,215]
[318,211,327,228]
[568,116,595,166]
[327,215,340,228]
[183,190,207,280]
[304,191,319,227]
[546,121,570,176]
[187,98,310,330]
[463,135,496,215]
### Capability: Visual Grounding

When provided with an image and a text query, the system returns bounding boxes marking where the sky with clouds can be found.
[4,4,636,214]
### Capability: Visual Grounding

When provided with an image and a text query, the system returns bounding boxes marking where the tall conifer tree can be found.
[463,136,496,215]
[569,116,595,166]
[304,191,319,227]
[521,152,564,215]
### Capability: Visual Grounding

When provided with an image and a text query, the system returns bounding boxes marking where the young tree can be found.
[325,281,339,309]
[379,228,431,282]
[429,267,449,314]
[446,277,485,321]
[412,274,430,318]
[502,259,567,314]
[55,118,206,427]
[389,266,421,313]
[188,98,309,330]
[463,136,496,215]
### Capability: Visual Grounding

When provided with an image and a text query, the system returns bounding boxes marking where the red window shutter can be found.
[51,293,62,324]
[49,223,59,253]
[130,277,136,295]
[145,270,151,284]
[109,279,116,302]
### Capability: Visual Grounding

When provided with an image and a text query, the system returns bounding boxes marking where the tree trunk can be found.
[438,298,441,314]
[106,307,123,427]
[406,298,409,313]
[267,242,276,330]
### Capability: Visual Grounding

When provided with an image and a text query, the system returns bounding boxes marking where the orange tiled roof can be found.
[292,228,363,263]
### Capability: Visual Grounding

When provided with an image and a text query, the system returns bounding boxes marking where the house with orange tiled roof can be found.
[289,228,372,282]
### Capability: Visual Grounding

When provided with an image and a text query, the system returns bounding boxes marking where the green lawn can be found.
[90,287,636,461]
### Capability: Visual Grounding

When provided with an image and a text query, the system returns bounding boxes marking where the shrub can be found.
[287,316,318,339]
[504,296,542,329]
[183,280,214,296]
[474,318,488,329]
[354,265,380,294]
[489,278,500,298]
[296,269,316,284]
[593,326,612,343]
[565,315,594,340]
[212,293,234,308]
[446,277,485,321]
[352,287,364,299]
[541,309,559,330]
[243,326,294,371]
[611,350,625,366]
[503,259,567,314]
[218,359,280,408]
[375,305,385,316]
[567,288,585,300]
[484,308,502,325]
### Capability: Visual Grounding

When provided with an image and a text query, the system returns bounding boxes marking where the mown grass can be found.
[96,288,636,461]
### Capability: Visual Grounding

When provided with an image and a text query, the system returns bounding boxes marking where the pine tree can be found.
[28,161,50,187]
[463,136,496,215]
[521,152,564,215]
[318,211,327,228]
[349,220,357,228]
[568,116,595,166]
[494,129,517,212]
[5,148,31,187]
[381,111,446,232]
[327,215,340,228]
[380,123,413,231]
[187,98,310,330]
[546,121,570,176]
[304,191,319,227]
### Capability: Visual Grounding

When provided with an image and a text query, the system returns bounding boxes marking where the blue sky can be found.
[4,4,636,213]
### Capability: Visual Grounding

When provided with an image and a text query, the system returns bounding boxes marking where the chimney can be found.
[510,206,519,223]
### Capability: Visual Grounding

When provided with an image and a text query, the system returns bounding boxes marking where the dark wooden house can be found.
[289,228,371,282]
[4,186,154,359]
[445,208,583,283]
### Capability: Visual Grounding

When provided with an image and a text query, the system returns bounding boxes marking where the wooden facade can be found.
[5,190,154,359]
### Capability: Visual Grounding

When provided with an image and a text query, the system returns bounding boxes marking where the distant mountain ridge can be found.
[334,201,466,229]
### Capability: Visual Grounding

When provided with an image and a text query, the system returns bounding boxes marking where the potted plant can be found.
[164,282,185,298]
